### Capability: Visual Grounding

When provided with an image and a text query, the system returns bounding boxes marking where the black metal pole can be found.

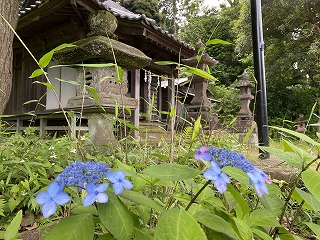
[250,0,270,159]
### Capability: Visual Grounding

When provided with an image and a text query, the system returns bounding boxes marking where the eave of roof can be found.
[19,0,194,54]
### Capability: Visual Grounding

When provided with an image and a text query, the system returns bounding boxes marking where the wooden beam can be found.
[17,0,70,30]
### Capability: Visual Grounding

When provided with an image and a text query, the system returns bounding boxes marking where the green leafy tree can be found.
[118,0,162,23]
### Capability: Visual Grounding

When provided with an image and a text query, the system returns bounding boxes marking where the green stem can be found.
[185,180,210,211]
[272,156,319,239]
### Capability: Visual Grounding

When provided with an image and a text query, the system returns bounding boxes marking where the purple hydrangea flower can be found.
[195,146,271,197]
[107,170,133,195]
[83,183,109,206]
[36,181,70,218]
[194,146,212,161]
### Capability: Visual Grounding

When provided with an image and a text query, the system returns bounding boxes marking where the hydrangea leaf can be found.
[98,192,134,240]
[143,163,201,181]
[154,208,207,240]
[42,214,94,240]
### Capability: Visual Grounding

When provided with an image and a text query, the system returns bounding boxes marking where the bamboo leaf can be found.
[206,39,232,45]
[190,115,201,148]
[87,86,99,104]
[33,81,56,91]
[29,69,45,78]
[4,210,22,240]
[154,61,178,66]
[39,50,54,68]
[23,100,39,105]
[53,43,77,52]
[186,66,216,80]
[302,169,320,203]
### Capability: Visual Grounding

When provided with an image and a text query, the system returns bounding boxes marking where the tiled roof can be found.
[19,0,194,50]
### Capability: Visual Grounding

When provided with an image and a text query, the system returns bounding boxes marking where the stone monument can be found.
[182,40,220,129]
[53,10,151,146]
[233,70,258,144]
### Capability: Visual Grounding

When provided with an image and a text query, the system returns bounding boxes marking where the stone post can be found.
[234,70,257,144]
[53,10,151,146]
[182,40,220,129]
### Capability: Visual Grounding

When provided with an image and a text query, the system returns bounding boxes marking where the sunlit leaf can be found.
[29,69,45,78]
[39,50,54,69]
[33,81,56,91]
[206,39,232,45]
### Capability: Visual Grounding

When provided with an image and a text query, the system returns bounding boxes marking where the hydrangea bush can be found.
[36,161,133,218]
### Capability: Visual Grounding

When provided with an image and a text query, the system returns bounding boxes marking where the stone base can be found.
[67,94,138,110]
[87,113,119,147]
[233,118,258,144]
[186,111,221,130]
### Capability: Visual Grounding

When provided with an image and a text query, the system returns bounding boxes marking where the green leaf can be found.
[23,99,39,105]
[39,50,54,68]
[186,66,216,81]
[282,139,314,162]
[190,116,201,148]
[242,122,256,144]
[223,166,249,186]
[4,210,22,240]
[55,78,80,86]
[245,209,280,227]
[302,169,320,203]
[133,228,154,240]
[227,184,249,219]
[206,39,232,45]
[53,43,77,52]
[194,211,238,239]
[143,163,201,181]
[98,193,134,240]
[33,81,56,91]
[259,146,302,168]
[270,126,320,147]
[51,63,115,68]
[87,86,99,104]
[305,222,320,237]
[154,61,178,66]
[116,66,124,83]
[252,228,273,240]
[42,214,94,240]
[154,208,207,240]
[260,194,283,216]
[232,217,253,240]
[294,188,320,211]
[120,189,165,212]
[118,118,139,131]
[29,69,45,78]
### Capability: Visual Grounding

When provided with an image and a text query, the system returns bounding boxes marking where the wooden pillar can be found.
[16,116,21,133]
[131,69,140,138]
[39,118,47,137]
[167,71,175,130]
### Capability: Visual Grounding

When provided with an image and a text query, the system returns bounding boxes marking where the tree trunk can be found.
[0,0,19,114]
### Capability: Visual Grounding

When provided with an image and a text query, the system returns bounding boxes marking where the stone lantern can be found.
[234,70,257,144]
[53,10,151,146]
[182,40,220,129]
[295,114,307,134]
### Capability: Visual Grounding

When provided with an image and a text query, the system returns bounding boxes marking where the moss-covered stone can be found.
[53,36,151,69]
[87,10,118,39]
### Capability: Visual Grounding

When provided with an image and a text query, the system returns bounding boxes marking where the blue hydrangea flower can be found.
[195,146,271,197]
[107,170,133,195]
[56,161,110,187]
[203,162,230,194]
[36,181,70,218]
[83,183,109,206]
